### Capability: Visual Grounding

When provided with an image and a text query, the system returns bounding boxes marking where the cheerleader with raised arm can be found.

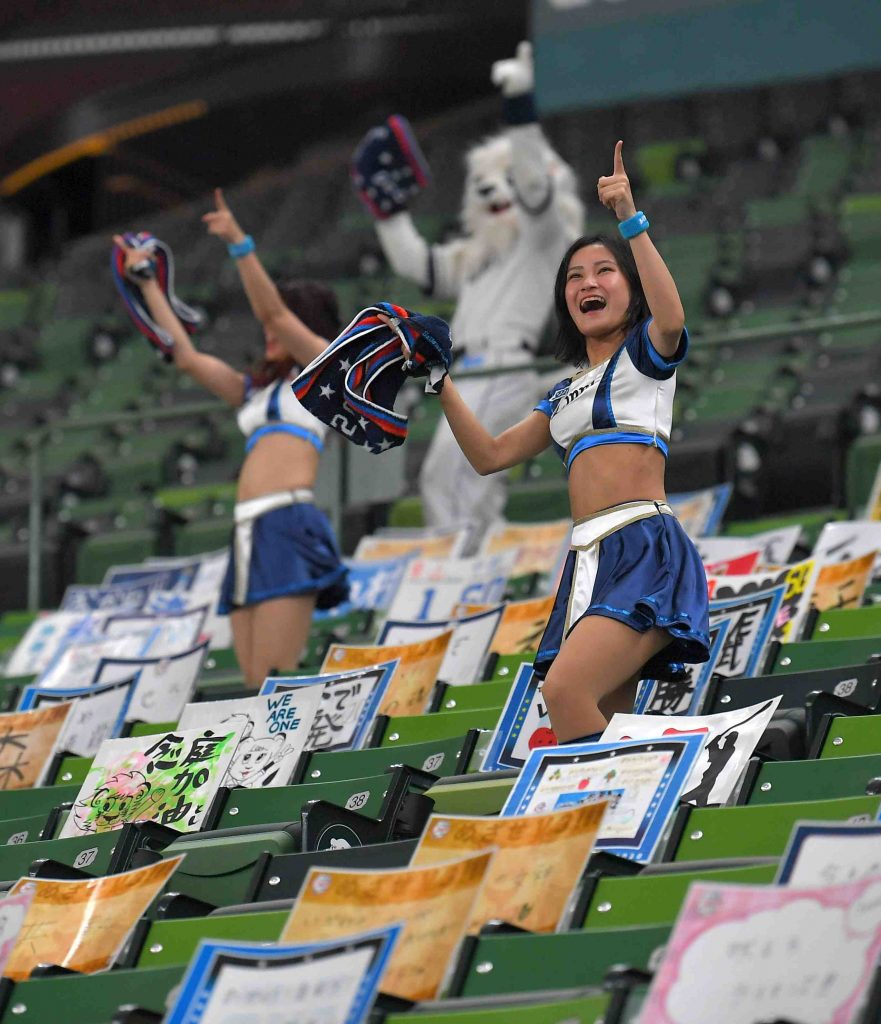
[389,143,710,740]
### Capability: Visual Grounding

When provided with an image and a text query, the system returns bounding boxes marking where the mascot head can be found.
[459,133,584,281]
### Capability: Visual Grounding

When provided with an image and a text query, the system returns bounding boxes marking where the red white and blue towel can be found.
[292,302,452,453]
[111,232,204,361]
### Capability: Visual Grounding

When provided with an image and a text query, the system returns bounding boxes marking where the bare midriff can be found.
[567,443,667,521]
[236,432,321,502]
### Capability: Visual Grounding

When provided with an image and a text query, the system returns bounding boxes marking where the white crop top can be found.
[237,373,327,453]
[535,318,688,472]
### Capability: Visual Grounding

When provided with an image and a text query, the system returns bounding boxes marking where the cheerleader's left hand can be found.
[597,141,637,222]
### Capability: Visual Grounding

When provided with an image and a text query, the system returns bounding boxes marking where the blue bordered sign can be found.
[501,733,706,862]
[777,820,881,886]
[480,663,550,772]
[164,922,401,1024]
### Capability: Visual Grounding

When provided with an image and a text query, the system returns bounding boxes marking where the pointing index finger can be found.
[214,187,229,212]
[613,140,625,176]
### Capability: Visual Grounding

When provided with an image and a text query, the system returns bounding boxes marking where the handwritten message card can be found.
[776,820,881,887]
[0,703,72,789]
[165,925,401,1024]
[18,676,135,758]
[641,877,881,1024]
[412,802,607,933]
[59,726,243,837]
[178,688,324,788]
[95,642,208,724]
[323,633,452,717]
[282,850,493,1001]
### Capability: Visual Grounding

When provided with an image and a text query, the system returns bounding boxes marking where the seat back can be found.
[375,707,501,748]
[742,752,881,804]
[133,908,287,968]
[772,637,881,674]
[292,733,475,785]
[817,714,881,759]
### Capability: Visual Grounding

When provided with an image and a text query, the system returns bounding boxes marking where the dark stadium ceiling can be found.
[0,1,527,199]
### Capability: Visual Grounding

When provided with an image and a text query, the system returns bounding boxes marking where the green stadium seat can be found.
[812,606,881,641]
[448,923,671,998]
[483,652,535,682]
[771,637,881,674]
[380,989,612,1024]
[663,795,881,863]
[578,862,777,930]
[371,707,502,748]
[736,752,881,804]
[814,713,881,759]
[52,756,93,787]
[0,784,80,823]
[74,529,158,585]
[291,733,477,785]
[0,965,186,1023]
[425,775,516,816]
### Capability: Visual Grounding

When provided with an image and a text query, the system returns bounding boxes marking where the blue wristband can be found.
[228,235,255,259]
[618,211,649,240]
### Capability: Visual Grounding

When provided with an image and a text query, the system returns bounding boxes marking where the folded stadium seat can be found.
[0,965,186,1024]
[735,751,881,805]
[50,756,93,787]
[447,923,671,999]
[661,794,881,864]
[504,481,570,523]
[172,518,233,559]
[369,707,502,748]
[0,677,31,712]
[125,907,288,969]
[73,528,158,585]
[771,637,881,674]
[0,609,38,637]
[482,652,535,682]
[424,774,517,816]
[813,713,881,760]
[0,823,170,887]
[812,606,881,640]
[0,811,58,847]
[379,989,613,1024]
[0,784,80,825]
[291,733,478,785]
[245,838,419,903]
[0,539,63,612]
[701,662,881,718]
[845,434,881,514]
[0,289,33,331]
[577,862,777,932]
[431,679,513,714]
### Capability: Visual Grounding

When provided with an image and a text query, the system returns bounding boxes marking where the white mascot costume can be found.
[352,42,584,536]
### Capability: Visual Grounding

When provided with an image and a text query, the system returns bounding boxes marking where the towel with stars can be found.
[111,232,204,361]
[351,114,431,219]
[291,302,453,454]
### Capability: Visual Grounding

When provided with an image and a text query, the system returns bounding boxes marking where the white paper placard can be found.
[38,633,155,690]
[385,551,517,623]
[102,606,207,657]
[94,642,208,725]
[4,612,89,678]
[776,820,881,887]
[602,696,781,806]
[813,520,881,576]
[178,688,324,788]
[18,676,135,758]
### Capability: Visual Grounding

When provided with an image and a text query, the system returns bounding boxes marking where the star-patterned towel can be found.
[351,114,431,220]
[292,302,452,453]
[111,232,204,361]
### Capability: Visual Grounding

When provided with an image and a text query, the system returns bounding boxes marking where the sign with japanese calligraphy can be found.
[412,802,607,933]
[488,595,556,656]
[811,551,876,613]
[813,521,881,576]
[5,611,90,678]
[602,697,781,807]
[4,857,184,981]
[707,559,818,647]
[385,551,517,624]
[18,676,134,758]
[635,618,731,716]
[378,606,504,685]
[101,606,207,657]
[864,462,881,522]
[776,821,881,887]
[260,662,396,752]
[480,664,556,772]
[703,551,762,576]
[59,726,243,837]
[640,877,881,1024]
[94,642,208,725]
[177,689,324,788]
[0,703,72,789]
[481,519,571,578]
[38,632,155,690]
[353,529,467,561]
[164,925,401,1024]
[696,527,801,570]
[667,484,732,538]
[501,735,706,863]
[322,632,452,717]
[282,850,493,1002]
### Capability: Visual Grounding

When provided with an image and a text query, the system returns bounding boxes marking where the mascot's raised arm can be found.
[352,41,584,538]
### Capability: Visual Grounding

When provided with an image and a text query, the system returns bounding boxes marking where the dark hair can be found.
[553,233,650,366]
[250,279,342,387]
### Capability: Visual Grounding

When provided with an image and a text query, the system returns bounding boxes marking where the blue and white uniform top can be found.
[237,371,327,454]
[535,317,688,472]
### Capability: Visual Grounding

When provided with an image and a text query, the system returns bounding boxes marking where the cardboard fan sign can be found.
[59,726,242,838]
[385,550,517,623]
[0,703,72,789]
